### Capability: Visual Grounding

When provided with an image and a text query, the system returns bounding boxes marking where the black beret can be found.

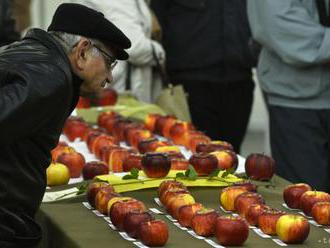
[48,3,131,60]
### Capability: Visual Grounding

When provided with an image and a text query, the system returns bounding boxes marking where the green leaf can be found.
[130,168,139,177]
[208,168,221,179]
[186,165,198,180]
[220,167,235,178]
[175,172,185,179]
[122,168,140,180]
[77,182,88,195]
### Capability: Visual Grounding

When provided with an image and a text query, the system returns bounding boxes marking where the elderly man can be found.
[0,3,130,247]
[248,0,330,192]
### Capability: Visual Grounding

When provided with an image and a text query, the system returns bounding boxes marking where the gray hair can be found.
[49,31,103,57]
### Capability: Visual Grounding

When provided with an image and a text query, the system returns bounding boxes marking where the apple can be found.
[158,180,187,200]
[311,202,330,225]
[76,96,91,108]
[86,182,112,208]
[245,204,272,226]
[165,193,195,218]
[51,143,69,162]
[191,208,219,237]
[155,146,181,153]
[234,192,265,218]
[109,199,147,230]
[258,209,286,235]
[283,183,312,209]
[109,147,137,173]
[177,203,203,227]
[99,144,120,164]
[170,157,189,170]
[219,186,248,211]
[97,111,118,128]
[125,128,153,148]
[93,88,118,106]
[215,215,249,246]
[169,121,195,145]
[138,138,171,154]
[144,113,163,132]
[46,163,70,186]
[138,220,169,247]
[106,196,133,214]
[210,150,238,171]
[189,153,218,176]
[63,117,90,142]
[56,149,85,178]
[187,133,211,153]
[123,210,154,238]
[82,161,109,180]
[122,153,142,172]
[232,181,257,192]
[91,134,117,159]
[300,191,330,216]
[245,153,275,181]
[141,152,171,178]
[112,119,136,142]
[276,214,310,244]
[196,140,234,153]
[154,115,176,136]
[160,188,190,206]
[104,115,123,134]
[95,188,120,215]
[85,130,105,152]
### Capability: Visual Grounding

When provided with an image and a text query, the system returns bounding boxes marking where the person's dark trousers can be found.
[269,105,330,193]
[181,79,254,153]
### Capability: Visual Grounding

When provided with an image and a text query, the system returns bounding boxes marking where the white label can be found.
[82,202,92,210]
[187,230,205,240]
[281,203,299,211]
[133,241,149,248]
[249,225,257,229]
[272,239,288,246]
[154,198,163,207]
[119,232,136,241]
[324,228,330,234]
[298,211,312,219]
[149,208,163,214]
[232,213,239,217]
[204,239,225,248]
[108,223,117,230]
[219,205,232,214]
[253,228,271,238]
[173,222,188,230]
[96,107,103,111]
[92,210,104,217]
[103,217,112,224]
[165,215,177,222]
[309,220,322,227]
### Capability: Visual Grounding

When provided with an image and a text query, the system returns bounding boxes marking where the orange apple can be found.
[234,192,264,218]
[210,150,238,172]
[258,209,286,235]
[177,203,204,227]
[191,208,219,237]
[219,186,248,211]
[311,202,330,225]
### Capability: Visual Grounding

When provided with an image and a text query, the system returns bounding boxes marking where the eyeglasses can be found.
[91,43,117,71]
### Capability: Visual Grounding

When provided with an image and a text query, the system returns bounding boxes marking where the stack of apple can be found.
[87,182,169,246]
[220,182,311,244]
[283,183,330,226]
[76,88,118,109]
[157,180,250,246]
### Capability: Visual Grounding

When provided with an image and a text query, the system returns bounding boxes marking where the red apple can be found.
[109,147,135,173]
[219,186,248,211]
[123,210,154,238]
[86,182,112,208]
[177,203,204,227]
[51,143,70,162]
[56,149,85,178]
[234,192,265,218]
[311,202,330,225]
[245,153,275,181]
[144,113,162,132]
[160,188,190,206]
[189,153,218,176]
[258,209,286,235]
[154,115,176,136]
[97,111,118,128]
[187,133,211,153]
[276,214,310,244]
[169,121,195,145]
[215,215,249,246]
[94,88,118,106]
[191,208,219,237]
[125,128,153,148]
[245,204,272,226]
[95,188,120,215]
[232,181,257,192]
[158,180,187,200]
[165,193,195,218]
[141,152,171,178]
[300,191,330,216]
[138,138,171,154]
[122,153,142,172]
[82,161,109,180]
[91,134,117,159]
[63,118,90,142]
[283,183,312,209]
[210,150,238,172]
[196,140,234,153]
[76,96,91,108]
[138,220,169,247]
[109,199,147,230]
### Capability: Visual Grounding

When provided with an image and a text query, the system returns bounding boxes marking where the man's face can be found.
[68,38,116,97]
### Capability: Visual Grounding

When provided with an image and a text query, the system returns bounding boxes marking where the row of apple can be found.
[76,88,118,108]
[157,180,250,246]
[283,183,330,225]
[87,181,169,247]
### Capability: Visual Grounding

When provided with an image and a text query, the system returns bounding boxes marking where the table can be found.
[36,175,330,248]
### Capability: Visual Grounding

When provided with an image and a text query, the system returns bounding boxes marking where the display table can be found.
[36,175,330,248]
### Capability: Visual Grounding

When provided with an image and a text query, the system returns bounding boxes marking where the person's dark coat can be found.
[0,0,20,46]
[0,28,80,247]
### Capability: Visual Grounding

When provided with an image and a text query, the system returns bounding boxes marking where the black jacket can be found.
[0,28,80,247]
[0,0,20,46]
[151,0,257,83]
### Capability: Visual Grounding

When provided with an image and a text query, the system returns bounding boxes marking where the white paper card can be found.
[205,239,225,248]
[92,210,104,217]
[324,228,330,234]
[219,206,232,214]
[187,230,205,240]
[82,202,92,210]
[166,215,177,222]
[119,232,136,241]
[272,239,288,246]
[103,217,112,224]
[154,198,163,207]
[108,223,117,230]
[173,222,188,230]
[133,241,149,248]
[309,220,322,227]
[253,228,271,238]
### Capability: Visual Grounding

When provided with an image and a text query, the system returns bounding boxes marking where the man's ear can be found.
[73,38,91,70]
